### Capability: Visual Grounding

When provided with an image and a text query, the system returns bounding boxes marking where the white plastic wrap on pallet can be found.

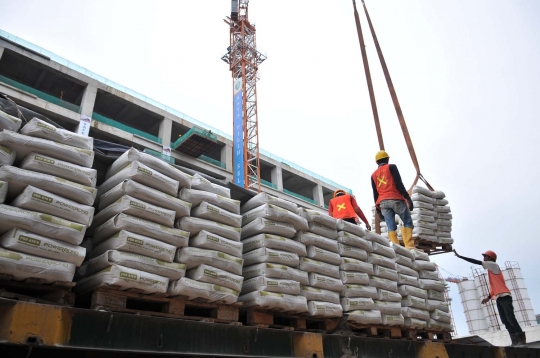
[373,300,402,314]
[338,243,368,261]
[21,118,94,150]
[418,279,446,292]
[192,202,242,228]
[300,285,340,304]
[398,285,428,299]
[0,145,16,166]
[341,297,375,312]
[336,220,367,237]
[243,247,299,267]
[0,110,22,132]
[401,307,430,321]
[397,273,419,287]
[346,310,382,325]
[382,313,405,326]
[369,276,398,292]
[175,247,244,275]
[341,284,378,299]
[308,272,344,292]
[243,263,308,285]
[0,181,6,203]
[306,245,341,265]
[340,258,374,275]
[186,264,243,292]
[426,299,450,313]
[307,222,338,240]
[168,277,238,304]
[337,232,372,252]
[242,233,306,256]
[339,271,369,285]
[241,276,300,295]
[427,289,446,301]
[190,230,243,258]
[300,209,338,229]
[376,288,402,302]
[395,254,414,269]
[241,217,296,239]
[300,257,340,279]
[179,188,240,214]
[367,253,396,270]
[177,216,241,242]
[190,174,230,198]
[401,295,427,310]
[307,301,343,317]
[241,203,308,231]
[396,264,419,278]
[238,290,308,313]
[241,192,298,214]
[293,231,338,253]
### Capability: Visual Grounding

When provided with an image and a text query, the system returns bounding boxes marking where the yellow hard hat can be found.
[375,150,389,162]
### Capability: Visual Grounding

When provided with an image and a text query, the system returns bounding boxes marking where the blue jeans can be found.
[380,199,413,231]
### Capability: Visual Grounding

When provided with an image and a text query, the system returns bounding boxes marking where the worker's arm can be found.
[453,250,482,265]
[350,196,371,230]
[389,165,413,208]
[371,177,379,203]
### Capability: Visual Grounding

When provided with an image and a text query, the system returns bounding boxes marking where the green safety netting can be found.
[172,126,217,157]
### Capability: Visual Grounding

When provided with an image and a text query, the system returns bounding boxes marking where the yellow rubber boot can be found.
[402,227,415,249]
[388,231,399,244]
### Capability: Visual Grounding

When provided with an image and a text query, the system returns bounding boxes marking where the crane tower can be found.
[222,0,266,191]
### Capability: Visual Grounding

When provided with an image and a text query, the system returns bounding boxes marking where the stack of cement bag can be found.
[0,118,96,284]
[174,174,243,304]
[411,186,453,245]
[0,109,23,133]
[77,148,192,295]
[238,193,311,314]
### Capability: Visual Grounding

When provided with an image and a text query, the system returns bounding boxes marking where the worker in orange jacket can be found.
[371,150,414,248]
[328,189,371,231]
[454,249,526,347]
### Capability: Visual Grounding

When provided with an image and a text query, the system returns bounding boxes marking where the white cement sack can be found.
[347,310,382,325]
[411,208,437,217]
[411,214,435,223]
[419,279,446,292]
[0,228,85,266]
[434,206,451,214]
[12,185,94,226]
[438,237,454,245]
[430,309,451,323]
[0,110,22,132]
[91,230,176,262]
[426,299,450,313]
[339,271,369,285]
[93,195,175,229]
[187,264,243,292]
[396,264,419,278]
[431,190,446,199]
[294,232,338,253]
[341,284,378,299]
[412,201,434,210]
[307,222,338,240]
[100,180,191,219]
[367,253,396,270]
[175,247,243,275]
[395,254,414,269]
[238,291,308,313]
[241,217,296,240]
[340,258,374,275]
[413,260,437,271]
[99,161,179,198]
[401,307,430,321]
[436,231,452,238]
[0,204,85,245]
[438,226,452,233]
[306,245,341,265]
[243,263,308,285]
[300,257,340,279]
[376,288,402,302]
[0,181,7,203]
[82,250,186,280]
[412,186,434,197]
[241,276,300,295]
[341,297,374,312]
[438,213,453,220]
[338,244,367,261]
[427,319,453,332]
[397,274,419,287]
[243,247,299,267]
[436,218,452,227]
[404,318,427,329]
[241,192,298,214]
[337,232,372,252]
[0,247,75,283]
[374,300,402,315]
[300,209,338,230]
[413,227,435,236]
[411,192,436,205]
[242,233,306,256]
[0,145,16,165]
[415,221,438,231]
[308,272,344,292]
[372,242,396,259]
[190,230,242,258]
[190,173,230,198]
[427,289,446,301]
[373,265,398,281]
[179,188,240,214]
[419,270,440,280]
[20,153,97,187]
[390,242,414,260]
[105,148,192,189]
[401,295,427,310]
[0,165,96,205]
[93,213,189,247]
[301,286,340,304]
[168,277,238,303]
[382,313,405,326]
[369,276,397,292]
[398,285,428,299]
[364,231,390,247]
[242,204,308,231]
[409,249,429,261]
[308,301,343,317]
[336,220,367,237]
[178,217,241,242]
[21,118,93,150]
[192,201,241,228]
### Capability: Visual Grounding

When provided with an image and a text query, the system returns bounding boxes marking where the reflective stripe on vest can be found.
[488,269,511,298]
[329,194,357,219]
[372,164,405,205]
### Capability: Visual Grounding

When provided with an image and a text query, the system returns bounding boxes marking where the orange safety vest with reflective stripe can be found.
[488,268,511,299]
[372,164,405,206]
[329,194,357,219]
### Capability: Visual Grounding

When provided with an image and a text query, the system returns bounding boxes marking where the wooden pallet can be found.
[0,277,75,306]
[348,322,452,342]
[242,308,339,332]
[78,286,241,324]
[414,237,453,256]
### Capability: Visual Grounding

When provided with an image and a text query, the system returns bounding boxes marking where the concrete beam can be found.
[271,166,284,191]
[80,84,97,118]
[313,184,324,207]
[159,117,172,148]
[221,143,232,171]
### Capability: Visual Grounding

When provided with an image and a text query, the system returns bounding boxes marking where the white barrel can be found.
[502,267,537,327]
[458,280,489,334]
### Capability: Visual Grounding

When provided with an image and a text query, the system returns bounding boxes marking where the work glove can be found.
[407,198,414,211]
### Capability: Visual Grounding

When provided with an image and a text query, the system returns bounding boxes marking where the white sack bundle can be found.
[340,258,374,275]
[338,244,368,261]
[341,284,378,299]
[240,192,298,214]
[190,230,242,258]
[373,300,402,315]
[413,260,437,271]
[436,219,452,228]
[242,233,307,256]
[187,264,243,292]
[347,310,382,325]
[341,297,375,312]
[404,318,427,329]
[241,276,300,295]
[413,201,434,210]
[438,213,452,220]
[419,279,446,292]
[0,180,7,203]
[339,271,369,285]
[337,231,372,252]
[168,277,239,304]
[401,295,427,310]
[179,188,240,214]
[401,307,430,321]
[243,247,299,267]
[428,289,446,301]
[410,208,437,217]
[413,227,435,236]
[367,253,396,270]
[307,222,338,240]
[300,257,340,279]
[411,192,436,205]
[100,180,191,219]
[81,250,186,280]
[432,190,446,199]
[242,203,308,231]
[105,148,191,189]
[306,245,341,265]
[308,272,344,292]
[90,230,176,262]
[426,299,450,313]
[192,201,241,228]
[21,118,93,150]
[300,209,338,229]
[390,242,414,260]
[364,231,390,247]
[0,204,85,245]
[434,205,451,213]
[414,221,437,231]
[419,270,440,280]
[0,165,97,205]
[0,228,85,266]
[382,313,405,326]
[398,285,428,299]
[430,309,451,323]
[308,301,343,317]
[398,273,419,287]
[301,286,340,304]
[411,214,435,223]
[294,231,338,253]
[369,276,398,292]
[190,173,230,198]
[177,216,241,242]
[238,291,308,313]
[376,288,402,302]
[243,263,308,285]
[241,217,296,240]
[336,220,367,237]
[427,319,453,332]
[0,144,16,166]
[175,247,243,275]
[412,186,434,197]
[396,264,419,278]
[373,265,398,281]
[438,226,452,233]
[21,152,97,187]
[372,242,396,259]
[409,249,430,261]
[12,185,94,226]
[438,237,454,245]
[0,109,22,132]
[395,254,414,269]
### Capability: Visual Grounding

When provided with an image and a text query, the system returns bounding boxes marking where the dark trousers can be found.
[343,218,356,224]
[496,296,523,334]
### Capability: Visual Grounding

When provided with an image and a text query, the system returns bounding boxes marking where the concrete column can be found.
[271,166,284,191]
[221,143,233,171]
[159,117,173,148]
[0,47,4,61]
[76,83,98,136]
[312,184,324,206]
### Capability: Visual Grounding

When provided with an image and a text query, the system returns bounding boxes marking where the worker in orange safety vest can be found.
[454,249,526,347]
[328,189,371,231]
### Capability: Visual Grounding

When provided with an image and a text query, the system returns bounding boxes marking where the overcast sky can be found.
[1,0,539,336]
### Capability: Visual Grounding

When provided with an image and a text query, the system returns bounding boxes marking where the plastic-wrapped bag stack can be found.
[0,118,97,285]
[77,148,191,296]
[411,186,453,246]
[238,193,310,314]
